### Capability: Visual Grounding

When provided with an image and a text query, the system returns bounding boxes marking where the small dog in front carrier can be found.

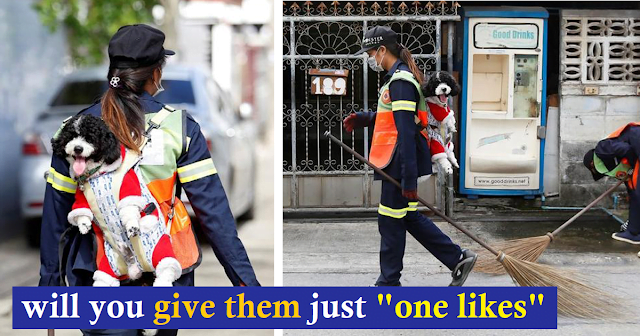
[52,114,181,288]
[421,71,461,175]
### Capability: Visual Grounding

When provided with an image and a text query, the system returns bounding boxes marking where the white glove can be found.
[75,216,93,235]
[446,142,459,169]
[436,156,453,175]
[443,112,457,133]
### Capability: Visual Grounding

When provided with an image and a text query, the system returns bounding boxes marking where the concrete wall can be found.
[0,0,69,240]
[553,10,640,207]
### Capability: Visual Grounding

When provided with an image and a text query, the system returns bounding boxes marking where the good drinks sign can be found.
[473,23,539,49]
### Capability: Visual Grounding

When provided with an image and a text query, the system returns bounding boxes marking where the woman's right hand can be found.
[343,113,359,132]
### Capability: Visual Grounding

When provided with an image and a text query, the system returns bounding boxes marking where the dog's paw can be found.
[76,216,93,234]
[437,157,453,176]
[444,165,453,175]
[448,154,459,169]
[78,223,91,235]
[125,223,141,238]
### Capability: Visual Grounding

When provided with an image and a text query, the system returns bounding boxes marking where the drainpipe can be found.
[540,195,625,225]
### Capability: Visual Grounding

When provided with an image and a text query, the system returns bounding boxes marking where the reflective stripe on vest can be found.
[369,70,427,169]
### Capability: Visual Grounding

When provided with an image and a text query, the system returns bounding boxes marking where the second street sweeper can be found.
[584,122,640,245]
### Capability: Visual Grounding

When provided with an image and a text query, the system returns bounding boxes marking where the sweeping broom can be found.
[324,131,621,319]
[475,179,625,274]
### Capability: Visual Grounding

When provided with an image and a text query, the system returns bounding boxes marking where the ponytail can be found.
[101,58,166,153]
[387,43,424,85]
[399,46,424,85]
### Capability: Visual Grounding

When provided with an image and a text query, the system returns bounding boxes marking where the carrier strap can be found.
[141,106,180,235]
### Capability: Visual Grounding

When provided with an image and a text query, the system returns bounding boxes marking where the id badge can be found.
[140,129,165,166]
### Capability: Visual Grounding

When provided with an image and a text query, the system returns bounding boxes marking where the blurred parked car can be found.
[20,65,256,246]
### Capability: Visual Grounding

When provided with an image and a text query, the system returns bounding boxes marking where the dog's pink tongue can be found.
[73,157,87,176]
[439,94,447,103]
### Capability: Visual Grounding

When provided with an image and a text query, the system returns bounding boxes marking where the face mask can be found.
[152,70,164,97]
[366,48,385,72]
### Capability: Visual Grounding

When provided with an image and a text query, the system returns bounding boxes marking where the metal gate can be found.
[283,1,461,212]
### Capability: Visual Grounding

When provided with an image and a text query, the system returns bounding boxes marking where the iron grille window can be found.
[283,1,460,210]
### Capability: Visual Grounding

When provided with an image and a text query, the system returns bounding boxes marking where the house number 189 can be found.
[311,76,347,96]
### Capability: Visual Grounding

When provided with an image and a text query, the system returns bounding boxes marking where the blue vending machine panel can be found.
[459,7,548,196]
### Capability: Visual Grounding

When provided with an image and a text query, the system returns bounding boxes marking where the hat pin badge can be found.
[109,76,121,88]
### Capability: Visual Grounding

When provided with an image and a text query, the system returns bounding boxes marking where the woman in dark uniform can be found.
[343,26,476,286]
[39,24,259,336]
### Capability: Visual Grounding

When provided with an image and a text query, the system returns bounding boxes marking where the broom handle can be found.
[48,329,55,336]
[325,131,500,256]
[551,179,624,236]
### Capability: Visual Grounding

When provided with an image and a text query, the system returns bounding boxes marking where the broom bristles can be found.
[475,235,552,274]
[500,253,622,320]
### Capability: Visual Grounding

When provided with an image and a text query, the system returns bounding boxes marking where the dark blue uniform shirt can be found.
[39,92,259,287]
[355,60,432,191]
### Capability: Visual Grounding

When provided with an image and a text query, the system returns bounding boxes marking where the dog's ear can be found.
[102,131,122,165]
[441,71,460,96]
[449,77,460,97]
[84,115,121,165]
[421,72,439,97]
[51,117,78,158]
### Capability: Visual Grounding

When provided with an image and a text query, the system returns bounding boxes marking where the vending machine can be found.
[459,7,548,198]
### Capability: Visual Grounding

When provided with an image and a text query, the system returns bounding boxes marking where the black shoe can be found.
[449,249,477,287]
[371,281,402,287]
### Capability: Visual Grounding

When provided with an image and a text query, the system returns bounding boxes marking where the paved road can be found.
[283,213,640,336]
[0,135,274,336]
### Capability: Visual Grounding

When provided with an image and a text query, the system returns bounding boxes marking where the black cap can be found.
[355,26,397,55]
[583,149,605,181]
[108,24,175,69]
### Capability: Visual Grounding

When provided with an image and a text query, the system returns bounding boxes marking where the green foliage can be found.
[33,0,159,66]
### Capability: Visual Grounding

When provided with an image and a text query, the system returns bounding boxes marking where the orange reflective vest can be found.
[369,70,428,169]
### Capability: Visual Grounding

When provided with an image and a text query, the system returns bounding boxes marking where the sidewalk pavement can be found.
[283,213,640,336]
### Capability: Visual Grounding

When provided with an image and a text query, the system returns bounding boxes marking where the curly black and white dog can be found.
[420,71,460,175]
[51,115,181,298]
[421,70,460,106]
[52,115,122,181]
